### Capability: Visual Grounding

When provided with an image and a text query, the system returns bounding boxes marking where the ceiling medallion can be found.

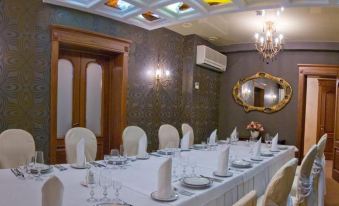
[254,7,284,62]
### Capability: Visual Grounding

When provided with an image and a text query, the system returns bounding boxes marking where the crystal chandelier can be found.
[254,9,284,61]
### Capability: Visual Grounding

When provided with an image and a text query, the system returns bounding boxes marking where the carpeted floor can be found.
[324,161,339,206]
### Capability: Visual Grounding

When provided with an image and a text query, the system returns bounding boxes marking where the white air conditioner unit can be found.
[196,45,227,72]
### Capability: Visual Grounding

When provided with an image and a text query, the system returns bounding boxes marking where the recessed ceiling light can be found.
[182,22,192,28]
[208,36,218,41]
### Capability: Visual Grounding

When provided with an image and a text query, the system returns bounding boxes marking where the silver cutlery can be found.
[54,164,67,171]
[174,187,195,196]
[89,161,106,168]
[14,168,25,179]
[10,168,24,179]
[200,175,223,183]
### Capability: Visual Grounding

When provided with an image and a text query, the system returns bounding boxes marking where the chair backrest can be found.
[233,190,257,206]
[0,129,35,169]
[158,124,180,149]
[65,127,97,164]
[42,176,64,206]
[181,123,194,146]
[122,126,147,156]
[316,134,327,160]
[262,158,298,206]
[299,145,318,179]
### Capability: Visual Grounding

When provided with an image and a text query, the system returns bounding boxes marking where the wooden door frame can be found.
[297,64,339,161]
[50,25,131,164]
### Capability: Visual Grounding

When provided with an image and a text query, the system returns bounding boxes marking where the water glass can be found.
[180,156,189,178]
[34,151,44,181]
[25,156,35,179]
[190,160,197,177]
[265,134,272,148]
[104,155,111,168]
[99,170,112,202]
[86,169,98,203]
[112,180,123,204]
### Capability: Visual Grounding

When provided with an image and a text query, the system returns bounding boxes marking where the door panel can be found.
[55,50,109,163]
[317,79,336,160]
[334,78,339,182]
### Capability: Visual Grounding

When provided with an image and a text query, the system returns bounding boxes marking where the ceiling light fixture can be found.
[254,7,284,61]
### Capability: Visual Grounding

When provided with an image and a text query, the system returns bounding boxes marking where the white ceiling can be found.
[167,6,339,46]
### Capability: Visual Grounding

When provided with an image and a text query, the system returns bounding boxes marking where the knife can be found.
[200,175,223,183]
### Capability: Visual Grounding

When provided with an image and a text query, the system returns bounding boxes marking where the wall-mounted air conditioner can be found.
[196,45,227,72]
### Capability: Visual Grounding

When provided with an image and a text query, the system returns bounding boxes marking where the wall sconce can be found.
[148,54,171,83]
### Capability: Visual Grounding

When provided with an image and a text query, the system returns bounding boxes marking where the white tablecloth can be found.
[0,142,294,206]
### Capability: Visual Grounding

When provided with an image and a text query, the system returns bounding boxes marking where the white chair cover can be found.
[0,129,35,169]
[234,190,257,206]
[257,158,298,206]
[158,124,180,149]
[291,145,317,205]
[310,134,327,206]
[181,123,194,146]
[122,126,147,156]
[42,175,64,206]
[65,127,97,164]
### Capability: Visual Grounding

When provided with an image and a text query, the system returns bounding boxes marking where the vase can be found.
[250,131,260,139]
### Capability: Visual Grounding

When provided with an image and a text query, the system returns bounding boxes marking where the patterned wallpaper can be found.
[0,0,220,156]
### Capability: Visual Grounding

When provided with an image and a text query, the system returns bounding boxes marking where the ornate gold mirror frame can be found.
[233,72,292,113]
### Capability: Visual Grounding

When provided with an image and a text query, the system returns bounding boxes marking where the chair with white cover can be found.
[234,190,257,206]
[181,123,194,146]
[308,134,327,206]
[65,127,97,164]
[122,126,147,156]
[0,129,35,169]
[158,124,180,149]
[42,175,64,206]
[257,158,298,206]
[290,145,318,206]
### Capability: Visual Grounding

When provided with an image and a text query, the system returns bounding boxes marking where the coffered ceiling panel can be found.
[43,0,339,30]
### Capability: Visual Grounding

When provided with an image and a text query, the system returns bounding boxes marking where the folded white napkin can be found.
[272,133,278,151]
[137,135,147,158]
[42,175,64,206]
[209,129,217,144]
[216,146,230,176]
[181,132,190,150]
[76,138,86,166]
[157,158,172,199]
[230,127,237,139]
[254,138,262,157]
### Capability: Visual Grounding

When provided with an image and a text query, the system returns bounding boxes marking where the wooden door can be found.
[317,79,336,160]
[334,78,339,182]
[55,50,109,163]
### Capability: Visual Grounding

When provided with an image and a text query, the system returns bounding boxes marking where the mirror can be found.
[233,72,292,113]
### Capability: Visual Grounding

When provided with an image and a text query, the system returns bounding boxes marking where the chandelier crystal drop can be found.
[254,8,284,61]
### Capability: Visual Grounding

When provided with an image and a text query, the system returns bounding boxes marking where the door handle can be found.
[73,123,80,127]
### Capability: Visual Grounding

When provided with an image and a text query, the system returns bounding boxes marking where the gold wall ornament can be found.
[232,72,292,113]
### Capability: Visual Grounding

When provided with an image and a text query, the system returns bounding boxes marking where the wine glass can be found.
[99,170,112,202]
[112,180,123,204]
[265,134,272,148]
[86,169,98,203]
[34,151,44,181]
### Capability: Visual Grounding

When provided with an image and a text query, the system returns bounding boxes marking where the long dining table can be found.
[0,141,295,206]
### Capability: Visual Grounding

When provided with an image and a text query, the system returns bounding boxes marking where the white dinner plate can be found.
[150,191,179,202]
[213,171,233,177]
[70,163,91,169]
[250,156,264,161]
[231,160,252,168]
[279,146,288,150]
[181,177,212,189]
[261,151,274,157]
[136,154,150,160]
[192,144,207,150]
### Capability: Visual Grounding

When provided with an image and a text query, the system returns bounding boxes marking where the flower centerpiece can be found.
[246,121,264,140]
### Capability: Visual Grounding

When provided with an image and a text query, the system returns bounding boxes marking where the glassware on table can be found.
[24,156,35,179]
[86,169,98,203]
[34,151,44,181]
[119,145,127,169]
[104,155,111,168]
[112,180,123,204]
[99,170,112,202]
[110,149,120,168]
[190,160,197,177]
[180,155,189,178]
[265,134,272,148]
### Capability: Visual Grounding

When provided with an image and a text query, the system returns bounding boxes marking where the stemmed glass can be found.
[119,145,127,169]
[34,151,44,181]
[86,169,98,203]
[99,169,112,202]
[112,180,123,204]
[265,134,272,148]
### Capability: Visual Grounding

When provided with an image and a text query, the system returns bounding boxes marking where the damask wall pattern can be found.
[0,0,220,156]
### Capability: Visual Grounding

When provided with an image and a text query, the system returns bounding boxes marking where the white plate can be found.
[150,191,178,202]
[231,160,252,168]
[70,163,91,169]
[279,146,288,150]
[250,156,264,161]
[181,177,212,189]
[213,171,233,177]
[193,144,207,150]
[261,151,274,157]
[136,154,150,160]
[270,149,280,153]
